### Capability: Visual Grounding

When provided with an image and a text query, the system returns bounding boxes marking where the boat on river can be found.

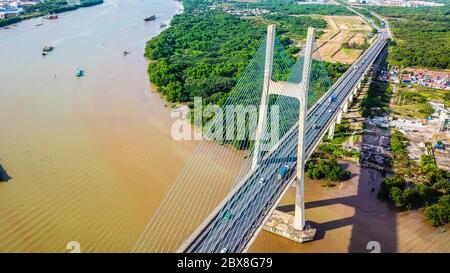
[44,14,58,20]
[75,68,85,77]
[43,46,54,52]
[42,45,54,56]
[143,14,156,22]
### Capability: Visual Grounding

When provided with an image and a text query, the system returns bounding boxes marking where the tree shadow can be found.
[0,163,12,182]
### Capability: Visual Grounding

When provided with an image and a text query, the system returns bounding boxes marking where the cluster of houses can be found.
[0,0,38,20]
[220,7,271,17]
[379,67,450,90]
[429,101,450,132]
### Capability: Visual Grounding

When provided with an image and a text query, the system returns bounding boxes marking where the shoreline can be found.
[147,0,184,108]
[0,0,104,28]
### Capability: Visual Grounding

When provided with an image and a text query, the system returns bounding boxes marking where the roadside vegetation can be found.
[360,50,391,118]
[367,5,450,69]
[0,0,103,27]
[305,117,357,184]
[306,157,351,184]
[361,81,391,117]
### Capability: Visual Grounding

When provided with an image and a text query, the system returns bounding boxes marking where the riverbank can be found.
[0,0,104,28]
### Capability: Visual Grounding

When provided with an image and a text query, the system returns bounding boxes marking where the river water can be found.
[0,0,197,252]
[1,0,448,253]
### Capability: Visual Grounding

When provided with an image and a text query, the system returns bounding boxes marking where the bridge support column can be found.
[328,121,336,139]
[336,110,343,124]
[343,100,349,113]
[294,27,315,231]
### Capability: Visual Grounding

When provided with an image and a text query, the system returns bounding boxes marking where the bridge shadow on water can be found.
[0,163,12,182]
[276,166,398,252]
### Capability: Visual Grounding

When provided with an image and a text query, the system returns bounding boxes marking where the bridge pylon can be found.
[252,25,315,231]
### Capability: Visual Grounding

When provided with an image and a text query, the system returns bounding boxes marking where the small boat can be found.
[36,23,44,27]
[123,50,130,56]
[42,52,48,56]
[159,23,166,28]
[43,46,54,52]
[75,68,85,77]
[143,14,156,22]
[44,14,58,20]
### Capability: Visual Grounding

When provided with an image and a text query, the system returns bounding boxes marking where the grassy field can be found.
[316,16,373,63]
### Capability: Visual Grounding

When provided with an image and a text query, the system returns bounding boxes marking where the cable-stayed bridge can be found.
[133,24,388,253]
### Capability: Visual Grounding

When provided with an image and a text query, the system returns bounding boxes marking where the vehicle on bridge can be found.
[328,95,337,103]
[223,210,233,221]
[277,164,291,182]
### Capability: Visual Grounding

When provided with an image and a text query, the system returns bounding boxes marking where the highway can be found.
[180,28,388,253]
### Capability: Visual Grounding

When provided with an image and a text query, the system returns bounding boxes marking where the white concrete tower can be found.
[251,25,315,230]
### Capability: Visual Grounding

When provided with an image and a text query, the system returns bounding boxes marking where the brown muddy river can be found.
[0,0,448,253]
[0,0,197,252]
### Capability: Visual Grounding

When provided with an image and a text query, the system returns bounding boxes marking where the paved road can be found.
[181,29,388,253]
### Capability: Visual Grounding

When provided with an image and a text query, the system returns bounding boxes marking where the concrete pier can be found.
[263,210,316,243]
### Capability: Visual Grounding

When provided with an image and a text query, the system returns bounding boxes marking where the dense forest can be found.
[145,11,266,104]
[145,0,350,105]
[367,5,450,69]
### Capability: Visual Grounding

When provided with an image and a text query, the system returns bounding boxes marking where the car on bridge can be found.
[223,210,233,221]
[277,164,291,182]
[328,95,337,103]
[258,177,265,184]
